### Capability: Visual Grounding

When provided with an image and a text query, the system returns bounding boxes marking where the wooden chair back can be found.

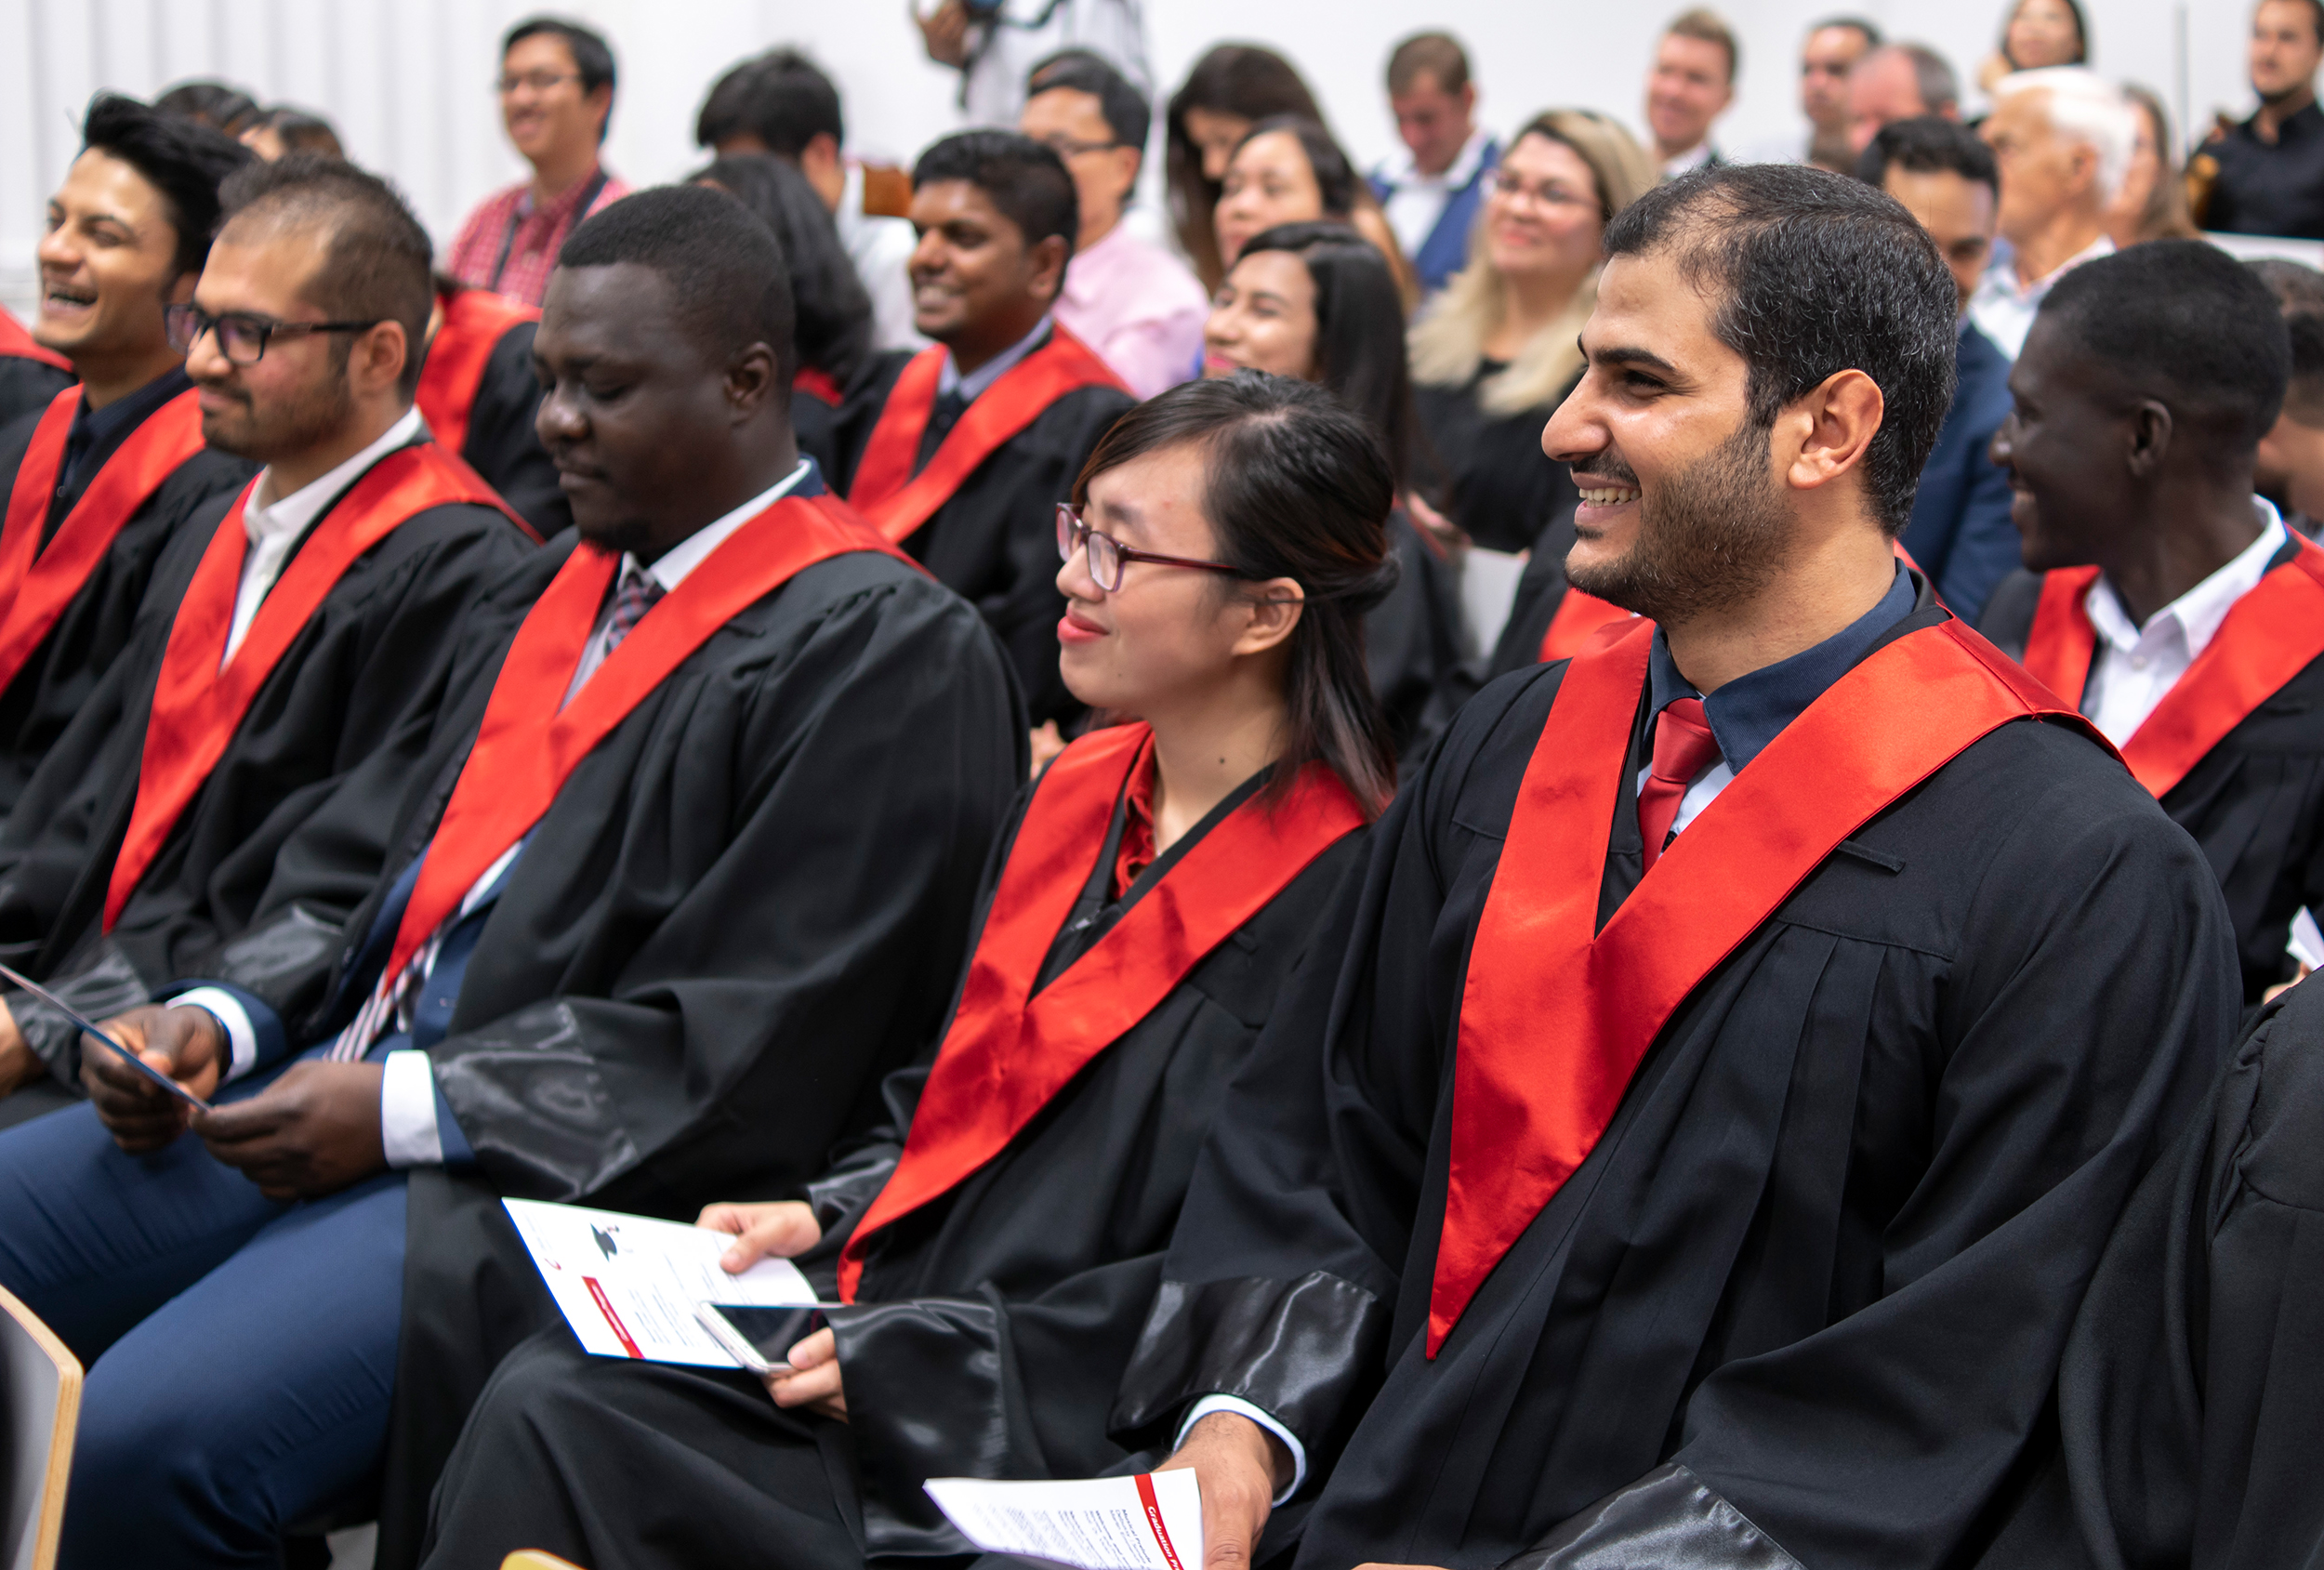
[0,1285,80,1570]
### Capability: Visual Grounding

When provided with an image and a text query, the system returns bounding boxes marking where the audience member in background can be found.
[416,276,570,536]
[152,80,262,139]
[2198,0,2324,242]
[912,0,1149,129]
[691,152,877,474]
[836,131,1135,730]
[1981,244,2321,1004]
[1846,43,1961,157]
[1216,117,1419,309]
[695,48,925,351]
[1644,9,1738,178]
[1022,50,1205,399]
[0,154,536,1148]
[1861,117,2020,620]
[0,304,71,429]
[1976,0,2090,94]
[442,16,627,307]
[1970,66,2135,357]
[2251,257,2324,532]
[1204,222,1460,756]
[2109,85,2201,246]
[239,107,343,161]
[0,97,253,863]
[1369,33,1501,296]
[414,376,1389,1570]
[1787,16,1881,171]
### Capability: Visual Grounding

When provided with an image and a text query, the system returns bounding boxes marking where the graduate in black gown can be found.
[0,153,533,1126]
[0,186,1022,1568]
[1200,220,1460,761]
[1116,165,2238,1570]
[836,130,1137,727]
[0,306,73,429]
[0,98,254,823]
[414,373,1396,1570]
[1976,243,2324,1005]
[416,277,570,536]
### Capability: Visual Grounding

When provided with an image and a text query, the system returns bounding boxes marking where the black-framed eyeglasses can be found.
[165,304,386,365]
[1057,504,1246,594]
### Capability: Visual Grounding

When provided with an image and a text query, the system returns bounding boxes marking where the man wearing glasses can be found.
[442,15,630,307]
[1021,49,1206,397]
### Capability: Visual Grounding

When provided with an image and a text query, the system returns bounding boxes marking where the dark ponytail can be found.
[1073,374,1399,815]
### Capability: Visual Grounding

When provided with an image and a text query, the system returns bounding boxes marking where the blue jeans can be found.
[0,1050,407,1567]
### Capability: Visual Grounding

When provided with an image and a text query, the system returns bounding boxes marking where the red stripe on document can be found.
[583,1277,642,1358]
[1136,1474,1186,1570]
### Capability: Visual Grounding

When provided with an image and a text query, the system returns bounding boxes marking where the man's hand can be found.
[1157,1411,1291,1570]
[194,1060,386,1200]
[0,998,45,1098]
[913,0,973,67]
[698,1199,823,1273]
[84,1004,225,1152]
[763,1325,848,1420]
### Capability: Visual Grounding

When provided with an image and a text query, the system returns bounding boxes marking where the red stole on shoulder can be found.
[105,443,517,929]
[381,491,912,985]
[838,722,1365,1301]
[793,366,843,406]
[1433,614,2101,1355]
[416,290,541,458]
[1538,586,1633,663]
[2021,537,2324,799]
[0,386,205,696]
[0,307,69,372]
[845,326,1126,545]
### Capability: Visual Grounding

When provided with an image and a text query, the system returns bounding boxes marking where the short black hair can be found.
[1235,115,1361,220]
[559,184,797,387]
[504,16,617,139]
[1856,114,1998,196]
[695,48,844,156]
[1026,49,1152,152]
[2251,260,2324,426]
[152,80,262,138]
[218,154,434,397]
[2040,240,2291,456]
[912,130,1079,264]
[79,93,251,279]
[692,154,871,388]
[1809,14,1882,44]
[1604,163,1960,534]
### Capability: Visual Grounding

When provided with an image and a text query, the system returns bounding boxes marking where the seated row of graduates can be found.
[0,94,2316,1570]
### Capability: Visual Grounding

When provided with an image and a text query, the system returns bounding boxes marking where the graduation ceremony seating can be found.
[0,1284,80,1570]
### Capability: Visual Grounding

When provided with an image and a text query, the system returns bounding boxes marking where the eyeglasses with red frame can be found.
[1056,503,1247,594]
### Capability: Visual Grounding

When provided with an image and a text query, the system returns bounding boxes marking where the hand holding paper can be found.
[924,1471,1205,1570]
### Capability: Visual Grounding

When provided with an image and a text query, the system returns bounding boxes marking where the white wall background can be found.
[0,0,2252,315]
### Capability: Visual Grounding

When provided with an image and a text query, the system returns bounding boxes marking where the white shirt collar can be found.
[245,405,429,547]
[1660,139,1719,178]
[938,311,1053,403]
[627,458,812,592]
[1990,231,2116,306]
[1384,126,1495,191]
[2088,497,2291,660]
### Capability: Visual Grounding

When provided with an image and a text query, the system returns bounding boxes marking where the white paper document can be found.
[923,1471,1204,1570]
[503,1198,822,1368]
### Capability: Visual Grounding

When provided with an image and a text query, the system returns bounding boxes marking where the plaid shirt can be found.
[442,164,629,307]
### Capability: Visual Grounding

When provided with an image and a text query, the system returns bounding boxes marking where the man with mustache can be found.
[1980,243,2324,1006]
[1117,164,2236,1570]
[837,129,1135,728]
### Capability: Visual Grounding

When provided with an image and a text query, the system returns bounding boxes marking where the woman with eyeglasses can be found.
[415,374,1389,1570]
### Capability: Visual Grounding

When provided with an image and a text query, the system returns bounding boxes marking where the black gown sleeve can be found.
[1975,569,2043,660]
[458,322,569,539]
[0,360,73,431]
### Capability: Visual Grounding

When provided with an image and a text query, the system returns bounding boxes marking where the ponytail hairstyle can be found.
[1073,374,1400,815]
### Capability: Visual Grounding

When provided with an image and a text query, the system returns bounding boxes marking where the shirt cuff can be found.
[380,1049,446,1167]
[1176,1394,1307,1504]
[2290,905,2324,970]
[166,987,257,1083]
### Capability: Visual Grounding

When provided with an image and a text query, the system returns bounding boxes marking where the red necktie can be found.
[1636,696,1722,869]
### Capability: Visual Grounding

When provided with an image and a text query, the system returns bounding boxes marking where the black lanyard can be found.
[488,167,609,291]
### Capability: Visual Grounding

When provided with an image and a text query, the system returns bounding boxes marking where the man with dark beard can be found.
[1112,163,2237,1570]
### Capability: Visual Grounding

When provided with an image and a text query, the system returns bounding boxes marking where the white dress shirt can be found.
[1376,126,1497,257]
[226,405,428,664]
[2080,499,2289,748]
[1660,139,1721,179]
[1966,232,2114,360]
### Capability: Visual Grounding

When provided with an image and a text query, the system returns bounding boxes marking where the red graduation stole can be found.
[1538,587,1632,663]
[416,289,541,458]
[1432,613,2102,1354]
[2020,538,2324,800]
[0,306,70,373]
[844,325,1126,545]
[0,386,205,697]
[838,722,1365,1301]
[793,366,843,406]
[105,443,518,929]
[381,491,912,986]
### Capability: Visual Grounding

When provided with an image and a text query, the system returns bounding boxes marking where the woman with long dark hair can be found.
[414,376,1393,1570]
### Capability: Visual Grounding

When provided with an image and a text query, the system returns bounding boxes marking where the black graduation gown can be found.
[1982,561,2324,1003]
[1974,977,2324,1570]
[1413,367,1576,554]
[1366,508,1464,765]
[446,316,570,539]
[0,379,257,816]
[0,441,534,1085]
[792,385,843,480]
[0,357,73,432]
[1112,599,2238,1570]
[1406,510,1589,763]
[406,768,1367,1570]
[836,350,1138,726]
